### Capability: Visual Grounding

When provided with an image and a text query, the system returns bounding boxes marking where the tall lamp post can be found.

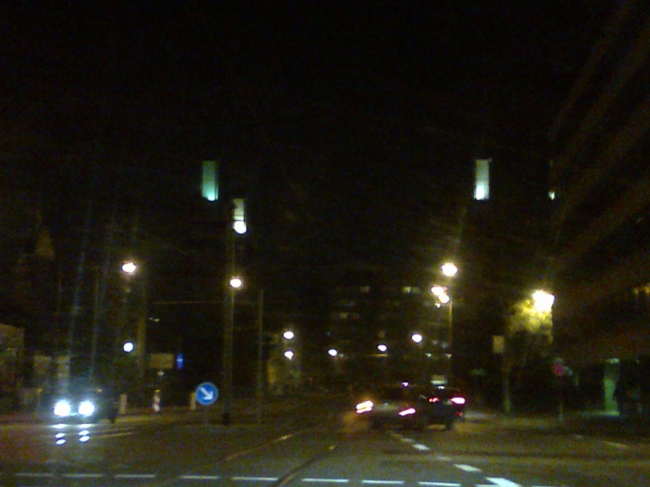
[121,261,147,382]
[432,262,458,385]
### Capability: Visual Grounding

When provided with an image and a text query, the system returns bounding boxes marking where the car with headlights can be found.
[51,386,118,424]
[355,383,455,430]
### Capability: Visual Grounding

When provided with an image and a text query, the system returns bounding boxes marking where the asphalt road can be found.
[1,396,649,487]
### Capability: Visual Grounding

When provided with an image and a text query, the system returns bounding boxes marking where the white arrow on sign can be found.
[199,387,214,401]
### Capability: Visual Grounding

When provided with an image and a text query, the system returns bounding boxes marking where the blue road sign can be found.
[196,382,219,406]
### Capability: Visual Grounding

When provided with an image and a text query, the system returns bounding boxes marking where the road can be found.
[1,396,649,487]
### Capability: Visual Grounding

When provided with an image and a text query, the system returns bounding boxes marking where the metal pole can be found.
[448,299,453,385]
[256,290,264,425]
[222,206,235,425]
[89,268,100,381]
[136,270,147,382]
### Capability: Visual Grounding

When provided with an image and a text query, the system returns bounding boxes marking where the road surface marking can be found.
[15,473,54,477]
[485,478,521,487]
[100,432,135,438]
[454,464,481,472]
[302,479,350,483]
[418,482,461,486]
[361,481,405,485]
[435,455,452,462]
[115,474,157,479]
[180,475,221,480]
[62,473,104,479]
[603,440,629,450]
[232,476,279,482]
[413,444,430,451]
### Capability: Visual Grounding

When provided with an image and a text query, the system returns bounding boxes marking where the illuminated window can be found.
[474,159,491,200]
[233,198,246,234]
[202,161,219,201]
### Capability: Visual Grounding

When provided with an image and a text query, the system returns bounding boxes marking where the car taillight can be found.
[356,400,374,413]
[451,397,466,405]
[398,407,417,416]
[428,397,439,403]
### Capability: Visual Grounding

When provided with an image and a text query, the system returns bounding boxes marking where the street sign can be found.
[196,382,219,406]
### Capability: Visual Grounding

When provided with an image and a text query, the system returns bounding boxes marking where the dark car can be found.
[432,386,466,419]
[51,386,118,424]
[356,383,456,430]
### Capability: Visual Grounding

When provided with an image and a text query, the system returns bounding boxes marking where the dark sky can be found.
[3,1,614,285]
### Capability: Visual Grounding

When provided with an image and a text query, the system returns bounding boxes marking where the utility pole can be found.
[256,290,264,425]
[222,203,235,425]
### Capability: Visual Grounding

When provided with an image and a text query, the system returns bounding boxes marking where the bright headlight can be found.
[78,400,96,417]
[54,400,72,417]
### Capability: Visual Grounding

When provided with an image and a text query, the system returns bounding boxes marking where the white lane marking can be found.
[302,479,350,483]
[115,474,157,479]
[454,464,481,472]
[232,476,279,482]
[15,473,54,477]
[99,431,134,438]
[435,455,452,462]
[62,473,104,478]
[180,475,221,480]
[413,444,430,451]
[485,478,521,487]
[418,482,461,487]
[603,440,629,450]
[362,481,405,485]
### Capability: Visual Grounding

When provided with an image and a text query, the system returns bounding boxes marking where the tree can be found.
[503,293,554,413]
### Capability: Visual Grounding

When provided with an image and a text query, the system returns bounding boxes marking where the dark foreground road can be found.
[1,397,649,487]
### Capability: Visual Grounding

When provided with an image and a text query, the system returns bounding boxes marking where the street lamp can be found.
[123,342,135,353]
[441,262,458,278]
[532,290,555,313]
[229,276,243,289]
[377,344,388,353]
[284,350,294,360]
[121,261,137,275]
[411,333,423,344]
[283,330,295,340]
[328,348,338,357]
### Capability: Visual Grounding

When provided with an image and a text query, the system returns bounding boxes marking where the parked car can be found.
[355,382,456,430]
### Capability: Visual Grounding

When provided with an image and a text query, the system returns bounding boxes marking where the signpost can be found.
[195,382,218,424]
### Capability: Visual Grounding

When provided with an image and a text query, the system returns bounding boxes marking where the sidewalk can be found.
[464,406,650,439]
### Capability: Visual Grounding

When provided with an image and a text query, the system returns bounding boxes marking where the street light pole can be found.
[256,290,264,425]
[222,204,235,426]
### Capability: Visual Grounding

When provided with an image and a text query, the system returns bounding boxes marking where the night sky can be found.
[3,1,613,291]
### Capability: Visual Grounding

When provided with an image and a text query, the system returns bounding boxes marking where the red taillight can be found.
[398,407,417,416]
[428,397,439,403]
[451,397,466,405]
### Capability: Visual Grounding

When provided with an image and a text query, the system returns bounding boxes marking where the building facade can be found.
[549,1,650,411]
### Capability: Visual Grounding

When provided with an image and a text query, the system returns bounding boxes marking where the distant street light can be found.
[283,330,295,340]
[532,290,555,313]
[284,350,294,360]
[328,348,338,357]
[377,344,388,353]
[121,261,137,274]
[123,342,135,353]
[229,276,243,289]
[431,285,446,296]
[441,262,458,277]
[411,333,423,344]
